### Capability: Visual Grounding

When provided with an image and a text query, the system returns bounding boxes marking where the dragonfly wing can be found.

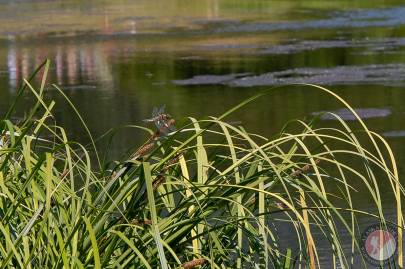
[152,107,158,117]
[145,105,173,133]
[159,105,166,115]
[152,105,165,117]
[144,107,159,122]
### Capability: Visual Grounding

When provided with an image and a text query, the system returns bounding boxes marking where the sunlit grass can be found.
[0,60,403,268]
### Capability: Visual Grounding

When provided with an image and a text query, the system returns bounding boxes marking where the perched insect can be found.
[131,105,177,160]
[143,105,176,136]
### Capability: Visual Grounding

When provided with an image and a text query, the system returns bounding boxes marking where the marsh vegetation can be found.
[0,61,402,268]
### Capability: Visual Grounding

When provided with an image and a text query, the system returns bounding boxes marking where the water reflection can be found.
[5,42,113,90]
[6,46,17,89]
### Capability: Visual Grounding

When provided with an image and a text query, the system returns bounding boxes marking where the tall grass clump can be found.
[0,60,403,268]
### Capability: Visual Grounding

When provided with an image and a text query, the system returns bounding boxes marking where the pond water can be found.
[1,0,405,266]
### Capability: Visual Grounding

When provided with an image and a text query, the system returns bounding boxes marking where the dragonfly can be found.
[131,105,176,160]
[143,105,176,136]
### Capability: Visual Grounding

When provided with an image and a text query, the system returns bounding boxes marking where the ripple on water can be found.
[173,64,405,87]
[172,73,250,86]
[258,38,405,55]
[215,7,405,34]
[382,130,405,138]
[310,108,391,121]
[60,85,98,90]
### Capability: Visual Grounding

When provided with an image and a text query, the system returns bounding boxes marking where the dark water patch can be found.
[311,108,391,121]
[172,73,250,86]
[260,40,353,54]
[173,64,405,87]
[194,43,260,51]
[382,130,405,137]
[191,18,239,26]
[215,6,405,34]
[259,38,405,55]
[194,37,405,55]
[230,64,405,87]
[113,16,154,23]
